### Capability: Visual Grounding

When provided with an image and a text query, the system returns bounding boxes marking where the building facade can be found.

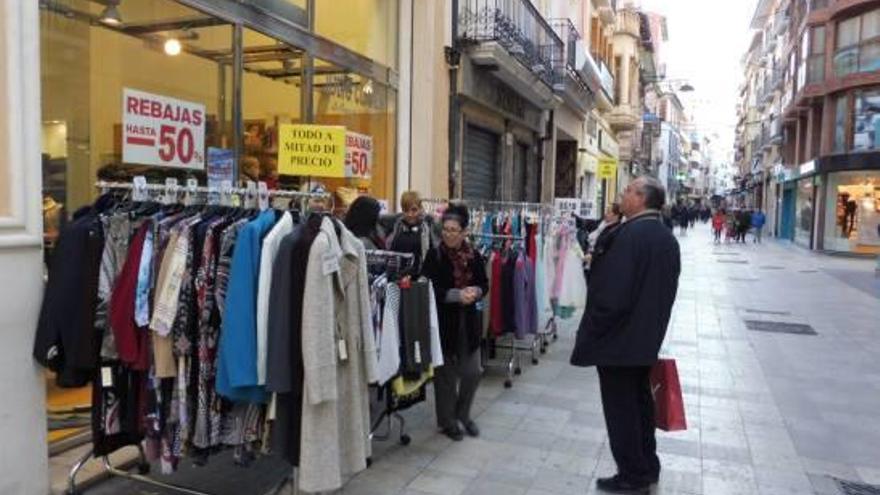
[741,0,880,254]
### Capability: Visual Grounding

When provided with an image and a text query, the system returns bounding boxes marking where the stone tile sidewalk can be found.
[86,225,880,495]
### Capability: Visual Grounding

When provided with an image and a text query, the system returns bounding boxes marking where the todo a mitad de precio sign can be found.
[278,124,347,177]
[122,88,206,170]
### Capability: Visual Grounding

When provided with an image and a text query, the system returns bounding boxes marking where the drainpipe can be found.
[446,0,460,199]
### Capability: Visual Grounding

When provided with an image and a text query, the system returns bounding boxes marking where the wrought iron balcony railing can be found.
[458,0,564,87]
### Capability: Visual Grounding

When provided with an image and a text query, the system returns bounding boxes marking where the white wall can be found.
[0,1,50,494]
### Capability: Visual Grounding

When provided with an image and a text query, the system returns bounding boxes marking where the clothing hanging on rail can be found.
[34,187,381,489]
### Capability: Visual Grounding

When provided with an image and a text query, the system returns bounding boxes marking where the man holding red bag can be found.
[570,176,681,494]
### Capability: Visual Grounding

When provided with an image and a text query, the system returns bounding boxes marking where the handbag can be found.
[650,358,687,431]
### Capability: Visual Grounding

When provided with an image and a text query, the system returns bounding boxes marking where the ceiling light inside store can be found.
[99,2,123,26]
[362,80,373,95]
[164,38,182,56]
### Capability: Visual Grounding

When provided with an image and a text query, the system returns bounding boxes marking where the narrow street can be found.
[89,225,880,495]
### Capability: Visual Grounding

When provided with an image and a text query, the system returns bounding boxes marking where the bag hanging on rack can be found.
[650,358,687,432]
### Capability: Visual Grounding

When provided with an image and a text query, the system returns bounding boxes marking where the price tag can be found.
[337,339,349,362]
[164,177,179,205]
[132,176,148,201]
[101,366,114,388]
[257,181,270,211]
[322,251,339,275]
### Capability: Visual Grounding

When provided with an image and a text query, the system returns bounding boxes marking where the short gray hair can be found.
[635,176,666,210]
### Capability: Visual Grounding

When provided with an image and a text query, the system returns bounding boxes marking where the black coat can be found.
[422,246,489,359]
[571,211,681,367]
[34,203,106,387]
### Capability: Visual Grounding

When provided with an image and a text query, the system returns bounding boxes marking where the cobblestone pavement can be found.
[87,225,880,495]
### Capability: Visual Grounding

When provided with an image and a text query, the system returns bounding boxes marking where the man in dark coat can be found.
[571,176,681,494]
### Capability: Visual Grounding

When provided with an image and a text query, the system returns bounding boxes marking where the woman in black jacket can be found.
[422,203,488,441]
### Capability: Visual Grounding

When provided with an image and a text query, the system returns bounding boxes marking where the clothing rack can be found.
[365,249,415,447]
[66,180,320,495]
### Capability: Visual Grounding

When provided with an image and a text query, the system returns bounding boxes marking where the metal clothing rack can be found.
[365,249,415,447]
[471,232,540,388]
[66,179,331,495]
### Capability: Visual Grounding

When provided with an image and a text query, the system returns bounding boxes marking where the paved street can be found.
[88,224,880,495]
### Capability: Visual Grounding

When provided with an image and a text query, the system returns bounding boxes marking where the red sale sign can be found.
[122,88,206,170]
[345,131,372,179]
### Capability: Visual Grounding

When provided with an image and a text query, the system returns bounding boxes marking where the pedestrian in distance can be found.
[571,176,681,494]
[751,209,766,243]
[422,203,488,442]
[712,209,726,244]
[725,210,737,244]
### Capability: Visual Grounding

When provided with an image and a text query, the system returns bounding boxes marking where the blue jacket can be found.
[751,212,766,228]
[216,210,277,403]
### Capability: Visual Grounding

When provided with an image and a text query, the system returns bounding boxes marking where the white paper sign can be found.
[122,88,206,170]
[345,131,373,179]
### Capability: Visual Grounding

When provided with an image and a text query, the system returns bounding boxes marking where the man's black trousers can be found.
[597,366,660,483]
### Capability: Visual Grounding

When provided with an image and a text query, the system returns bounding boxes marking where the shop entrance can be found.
[780,184,796,241]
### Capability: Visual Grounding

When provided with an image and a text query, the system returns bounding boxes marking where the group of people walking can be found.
[710,207,766,244]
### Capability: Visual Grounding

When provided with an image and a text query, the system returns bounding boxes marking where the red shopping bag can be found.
[650,358,687,431]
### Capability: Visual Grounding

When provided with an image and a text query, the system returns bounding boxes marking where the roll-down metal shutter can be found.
[462,125,498,201]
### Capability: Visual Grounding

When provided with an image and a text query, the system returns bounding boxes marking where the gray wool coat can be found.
[298,217,379,493]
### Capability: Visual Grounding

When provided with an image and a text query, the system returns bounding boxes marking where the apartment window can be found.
[614,55,622,103]
[834,9,880,76]
[853,88,880,151]
[797,31,808,91]
[833,94,848,153]
[807,26,825,83]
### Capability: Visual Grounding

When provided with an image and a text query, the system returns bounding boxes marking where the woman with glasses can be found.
[422,203,488,441]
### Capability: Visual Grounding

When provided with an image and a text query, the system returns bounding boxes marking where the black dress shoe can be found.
[441,426,464,441]
[596,475,650,494]
[462,420,480,438]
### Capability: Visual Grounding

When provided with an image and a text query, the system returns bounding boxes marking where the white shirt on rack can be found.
[256,211,293,385]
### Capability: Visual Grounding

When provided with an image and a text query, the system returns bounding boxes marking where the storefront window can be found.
[312,62,397,212]
[39,0,232,452]
[834,94,848,152]
[240,29,303,189]
[315,0,399,70]
[853,88,880,151]
[795,178,814,247]
[823,171,880,253]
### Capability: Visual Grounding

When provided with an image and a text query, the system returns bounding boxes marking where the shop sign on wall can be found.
[278,124,347,177]
[345,131,373,179]
[122,88,206,170]
[555,198,592,218]
[598,158,618,179]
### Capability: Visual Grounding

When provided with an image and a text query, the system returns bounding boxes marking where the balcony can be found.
[608,104,641,132]
[769,117,783,145]
[458,0,564,107]
[595,0,617,24]
[615,8,641,38]
[549,18,593,115]
[774,14,789,36]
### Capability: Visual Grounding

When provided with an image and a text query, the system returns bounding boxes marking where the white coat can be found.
[298,217,379,493]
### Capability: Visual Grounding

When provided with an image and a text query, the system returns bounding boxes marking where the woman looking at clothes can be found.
[422,203,488,441]
[344,195,385,250]
[385,191,438,274]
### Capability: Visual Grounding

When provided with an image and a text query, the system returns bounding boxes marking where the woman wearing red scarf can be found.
[422,203,488,441]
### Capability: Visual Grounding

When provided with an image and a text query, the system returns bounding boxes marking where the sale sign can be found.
[345,131,372,179]
[122,88,206,170]
[278,124,347,177]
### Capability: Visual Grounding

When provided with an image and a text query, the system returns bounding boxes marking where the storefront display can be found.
[823,170,880,253]
[795,177,814,247]
[38,0,399,459]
